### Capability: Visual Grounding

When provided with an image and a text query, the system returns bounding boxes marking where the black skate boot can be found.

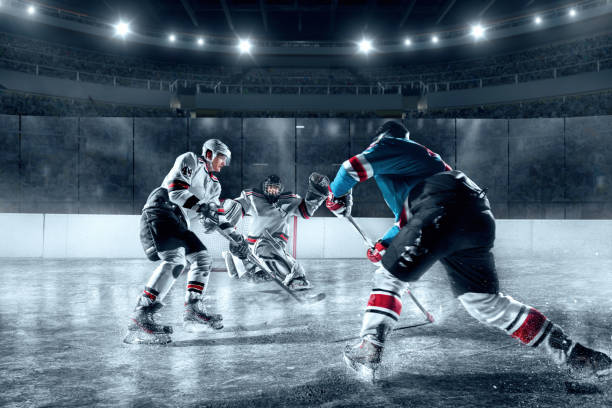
[566,343,612,380]
[343,337,384,381]
[124,299,172,344]
[183,296,224,332]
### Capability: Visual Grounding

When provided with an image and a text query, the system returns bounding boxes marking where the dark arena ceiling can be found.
[1,0,611,67]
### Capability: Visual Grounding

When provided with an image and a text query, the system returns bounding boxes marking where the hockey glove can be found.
[326,187,353,217]
[366,241,387,263]
[196,202,220,233]
[229,234,249,260]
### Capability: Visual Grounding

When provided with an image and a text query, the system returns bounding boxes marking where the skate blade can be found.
[343,354,377,383]
[123,331,172,345]
[183,322,224,333]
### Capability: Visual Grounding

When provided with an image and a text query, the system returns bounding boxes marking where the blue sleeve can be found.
[380,225,400,247]
[330,139,434,197]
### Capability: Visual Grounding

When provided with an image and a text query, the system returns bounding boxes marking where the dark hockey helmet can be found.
[374,121,410,141]
[263,175,282,203]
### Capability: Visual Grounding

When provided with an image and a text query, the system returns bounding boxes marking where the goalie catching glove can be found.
[366,240,387,263]
[326,188,353,217]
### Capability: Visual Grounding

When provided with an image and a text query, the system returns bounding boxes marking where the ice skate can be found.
[183,296,224,332]
[124,300,173,345]
[343,337,383,382]
[566,343,612,380]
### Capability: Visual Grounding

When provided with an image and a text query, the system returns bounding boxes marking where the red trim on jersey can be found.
[247,237,257,243]
[444,162,452,171]
[245,191,265,197]
[279,234,288,241]
[348,156,368,182]
[143,290,157,301]
[512,308,547,345]
[168,180,190,191]
[217,208,225,213]
[398,207,409,228]
[298,201,310,219]
[367,293,402,315]
[187,284,204,291]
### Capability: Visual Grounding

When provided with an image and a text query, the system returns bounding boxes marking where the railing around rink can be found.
[1,54,611,97]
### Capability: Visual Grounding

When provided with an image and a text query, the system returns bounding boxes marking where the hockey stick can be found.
[214,226,325,304]
[343,215,435,323]
[333,321,432,343]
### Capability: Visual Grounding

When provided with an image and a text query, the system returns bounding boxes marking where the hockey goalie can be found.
[221,172,329,290]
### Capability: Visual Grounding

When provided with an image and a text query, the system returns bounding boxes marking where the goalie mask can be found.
[202,139,231,166]
[373,121,410,143]
[263,175,282,203]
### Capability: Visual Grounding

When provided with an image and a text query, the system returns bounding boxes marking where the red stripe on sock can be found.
[512,308,547,345]
[367,293,402,315]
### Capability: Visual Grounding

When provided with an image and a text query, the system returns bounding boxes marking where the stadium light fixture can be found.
[358,38,373,54]
[569,8,576,17]
[197,37,204,46]
[27,5,35,15]
[534,16,542,25]
[404,38,412,46]
[238,38,252,54]
[114,21,130,38]
[432,35,439,44]
[471,24,485,40]
[168,34,176,43]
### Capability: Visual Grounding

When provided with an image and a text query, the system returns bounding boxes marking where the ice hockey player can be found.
[326,120,611,380]
[221,173,329,290]
[124,139,249,344]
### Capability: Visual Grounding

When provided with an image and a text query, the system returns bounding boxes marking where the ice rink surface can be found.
[1,257,611,407]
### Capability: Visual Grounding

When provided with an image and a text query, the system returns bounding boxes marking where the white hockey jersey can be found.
[234,189,311,244]
[161,152,221,227]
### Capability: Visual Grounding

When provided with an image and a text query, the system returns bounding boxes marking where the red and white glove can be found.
[366,241,387,263]
[325,187,353,217]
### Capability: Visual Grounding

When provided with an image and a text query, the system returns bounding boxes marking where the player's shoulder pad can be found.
[244,188,265,198]
[278,191,299,201]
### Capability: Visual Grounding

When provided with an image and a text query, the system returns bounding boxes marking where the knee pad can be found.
[360,267,409,345]
[459,292,552,346]
[144,255,186,302]
[185,250,213,295]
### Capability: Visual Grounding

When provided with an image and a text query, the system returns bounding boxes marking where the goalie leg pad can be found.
[360,266,408,346]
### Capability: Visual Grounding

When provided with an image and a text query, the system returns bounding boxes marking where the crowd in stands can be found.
[2,88,611,119]
[0,89,178,117]
[404,90,612,119]
[1,30,611,95]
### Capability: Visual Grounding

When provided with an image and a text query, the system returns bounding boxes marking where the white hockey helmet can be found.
[202,139,231,166]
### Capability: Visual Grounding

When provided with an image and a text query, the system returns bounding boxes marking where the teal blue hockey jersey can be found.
[330,135,451,246]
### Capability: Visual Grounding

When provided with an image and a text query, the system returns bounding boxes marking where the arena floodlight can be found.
[569,8,576,17]
[27,5,35,15]
[534,16,542,25]
[358,38,373,54]
[168,34,176,43]
[404,38,412,46]
[471,24,485,40]
[197,37,204,46]
[114,21,130,38]
[238,38,252,54]
[432,35,439,44]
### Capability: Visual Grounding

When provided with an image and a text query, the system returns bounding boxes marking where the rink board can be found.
[0,213,610,259]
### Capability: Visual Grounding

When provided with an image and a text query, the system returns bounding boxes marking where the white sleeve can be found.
[164,153,201,210]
